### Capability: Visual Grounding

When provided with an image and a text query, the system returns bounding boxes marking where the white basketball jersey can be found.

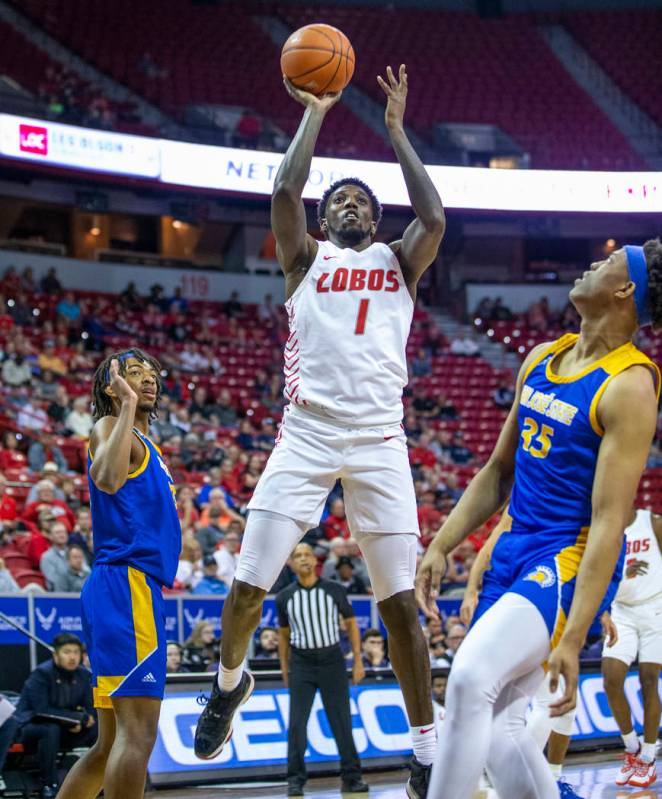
[283,239,413,426]
[614,509,662,606]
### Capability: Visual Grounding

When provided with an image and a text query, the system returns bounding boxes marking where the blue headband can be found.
[104,349,137,384]
[624,245,651,327]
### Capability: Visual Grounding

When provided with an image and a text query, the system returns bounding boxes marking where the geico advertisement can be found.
[148,671,661,776]
[0,113,160,177]
[149,684,412,774]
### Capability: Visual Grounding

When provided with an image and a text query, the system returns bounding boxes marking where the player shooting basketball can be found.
[195,63,445,799]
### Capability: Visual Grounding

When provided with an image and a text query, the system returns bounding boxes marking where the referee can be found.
[277,543,368,796]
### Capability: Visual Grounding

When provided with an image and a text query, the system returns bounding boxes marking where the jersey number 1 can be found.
[355,299,369,335]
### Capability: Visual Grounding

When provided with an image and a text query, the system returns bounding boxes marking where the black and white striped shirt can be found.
[276,578,355,650]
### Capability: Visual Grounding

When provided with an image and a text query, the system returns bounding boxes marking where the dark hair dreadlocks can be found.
[644,238,662,331]
[317,177,383,230]
[92,348,163,422]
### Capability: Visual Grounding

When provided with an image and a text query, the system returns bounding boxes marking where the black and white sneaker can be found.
[406,757,431,799]
[194,671,255,759]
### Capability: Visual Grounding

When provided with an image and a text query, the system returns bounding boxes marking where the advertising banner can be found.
[33,595,83,644]
[0,596,29,644]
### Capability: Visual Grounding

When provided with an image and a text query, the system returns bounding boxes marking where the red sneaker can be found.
[615,751,640,786]
[628,757,657,788]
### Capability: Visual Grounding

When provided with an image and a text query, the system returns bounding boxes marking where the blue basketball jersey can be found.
[510,333,659,536]
[88,427,181,587]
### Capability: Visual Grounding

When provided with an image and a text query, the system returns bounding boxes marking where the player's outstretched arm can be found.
[89,359,138,494]
[379,65,445,289]
[271,81,341,281]
[416,343,550,616]
[549,365,658,715]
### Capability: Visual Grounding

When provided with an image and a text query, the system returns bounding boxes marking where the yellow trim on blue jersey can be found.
[588,354,660,436]
[95,676,124,708]
[521,338,569,385]
[126,438,150,479]
[128,566,158,663]
[548,528,588,655]
[546,335,617,384]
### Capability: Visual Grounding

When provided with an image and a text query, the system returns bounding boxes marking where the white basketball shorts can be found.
[247,404,420,535]
[602,596,662,666]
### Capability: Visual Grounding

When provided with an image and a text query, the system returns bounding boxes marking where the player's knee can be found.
[229,579,266,614]
[639,669,661,695]
[378,590,418,634]
[602,668,625,694]
[446,660,488,707]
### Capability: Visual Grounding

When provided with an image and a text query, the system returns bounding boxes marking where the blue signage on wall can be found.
[33,596,83,643]
[0,596,29,644]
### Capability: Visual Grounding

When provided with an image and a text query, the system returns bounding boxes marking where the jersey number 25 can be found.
[521,417,554,459]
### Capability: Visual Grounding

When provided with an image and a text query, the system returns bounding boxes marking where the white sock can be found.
[548,762,562,777]
[217,663,243,693]
[622,730,640,754]
[641,741,656,762]
[411,724,437,766]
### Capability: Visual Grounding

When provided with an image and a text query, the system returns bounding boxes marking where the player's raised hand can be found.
[415,548,447,620]
[548,641,579,717]
[377,64,407,131]
[283,77,342,112]
[109,359,138,405]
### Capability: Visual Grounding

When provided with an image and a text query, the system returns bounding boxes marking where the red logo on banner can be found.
[19,124,48,155]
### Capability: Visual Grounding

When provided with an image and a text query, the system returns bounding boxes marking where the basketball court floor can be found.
[146,753,661,798]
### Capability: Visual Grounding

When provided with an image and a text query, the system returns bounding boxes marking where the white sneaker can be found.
[615,750,640,785]
[628,757,657,788]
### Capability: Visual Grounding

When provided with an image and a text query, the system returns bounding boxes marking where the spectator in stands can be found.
[27,511,55,570]
[26,463,65,503]
[166,642,187,674]
[47,384,71,429]
[175,538,203,591]
[193,555,229,595]
[40,521,70,590]
[21,266,36,292]
[0,556,19,592]
[65,397,93,439]
[28,435,67,474]
[33,370,59,402]
[176,485,199,532]
[23,481,75,531]
[361,629,389,669]
[15,632,96,798]
[236,419,255,451]
[214,388,238,427]
[224,290,242,318]
[38,341,67,377]
[2,353,32,386]
[449,332,480,357]
[449,431,474,465]
[119,281,140,310]
[439,472,463,504]
[333,557,368,594]
[429,633,448,667]
[18,398,48,433]
[182,622,216,671]
[560,301,580,331]
[69,507,94,565]
[254,418,277,452]
[411,386,443,419]
[324,498,350,540]
[411,348,432,377]
[55,292,81,325]
[195,506,225,555]
[39,268,62,297]
[0,472,18,530]
[435,624,466,668]
[473,297,493,321]
[257,293,278,326]
[8,293,32,327]
[492,378,515,409]
[489,297,514,321]
[51,545,90,592]
[254,627,279,660]
[213,529,241,588]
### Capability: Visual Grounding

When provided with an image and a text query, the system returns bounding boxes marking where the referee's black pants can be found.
[287,644,362,786]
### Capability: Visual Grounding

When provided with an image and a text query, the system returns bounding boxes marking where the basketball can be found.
[281,23,355,96]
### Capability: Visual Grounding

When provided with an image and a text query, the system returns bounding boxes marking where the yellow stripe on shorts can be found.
[128,566,158,663]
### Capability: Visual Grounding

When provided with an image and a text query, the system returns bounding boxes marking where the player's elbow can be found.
[423,210,446,237]
[272,181,299,205]
[90,466,122,494]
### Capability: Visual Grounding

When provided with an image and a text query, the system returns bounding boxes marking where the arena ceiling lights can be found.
[0,113,660,215]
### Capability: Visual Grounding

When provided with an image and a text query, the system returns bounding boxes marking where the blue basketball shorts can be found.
[81,563,166,709]
[472,528,590,647]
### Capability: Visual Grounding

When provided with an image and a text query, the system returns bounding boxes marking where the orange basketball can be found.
[281,23,355,96]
